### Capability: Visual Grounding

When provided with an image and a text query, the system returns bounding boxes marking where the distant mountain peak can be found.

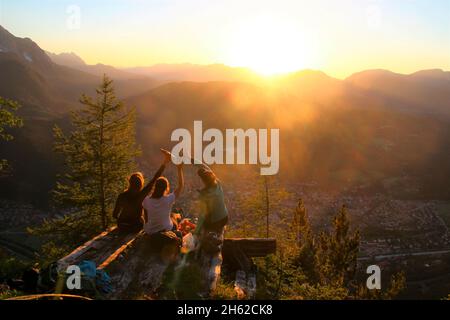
[346,69,400,80]
[409,69,449,80]
[46,51,86,67]
[347,68,450,84]
[0,25,53,70]
[289,69,332,78]
[0,24,12,35]
[411,68,444,74]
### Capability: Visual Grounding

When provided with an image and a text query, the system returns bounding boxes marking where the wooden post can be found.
[264,176,270,238]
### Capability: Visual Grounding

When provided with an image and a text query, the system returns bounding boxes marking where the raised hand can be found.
[160,148,172,164]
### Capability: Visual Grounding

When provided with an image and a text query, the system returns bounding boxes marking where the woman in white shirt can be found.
[143,164,184,236]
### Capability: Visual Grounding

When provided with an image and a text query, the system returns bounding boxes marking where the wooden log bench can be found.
[56,229,277,299]
[55,227,150,299]
[222,238,276,299]
[222,238,277,272]
[56,226,142,272]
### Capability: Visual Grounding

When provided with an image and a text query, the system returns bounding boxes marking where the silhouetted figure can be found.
[142,163,185,261]
[196,164,229,252]
[112,150,171,233]
[143,163,184,236]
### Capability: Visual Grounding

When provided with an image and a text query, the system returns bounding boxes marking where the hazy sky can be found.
[0,0,449,78]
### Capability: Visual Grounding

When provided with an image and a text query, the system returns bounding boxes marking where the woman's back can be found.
[114,191,145,231]
[200,183,228,224]
[113,160,168,232]
[143,193,176,235]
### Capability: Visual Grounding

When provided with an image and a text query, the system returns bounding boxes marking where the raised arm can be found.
[174,164,184,199]
[140,149,172,199]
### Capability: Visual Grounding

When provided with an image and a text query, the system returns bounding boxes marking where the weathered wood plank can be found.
[56,227,141,271]
[103,234,170,299]
[97,231,144,270]
[57,231,277,299]
[56,227,117,271]
[222,238,276,272]
[223,238,276,257]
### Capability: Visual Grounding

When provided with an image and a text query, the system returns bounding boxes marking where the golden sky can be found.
[2,0,449,78]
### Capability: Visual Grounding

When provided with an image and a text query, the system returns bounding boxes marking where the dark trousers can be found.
[204,216,228,234]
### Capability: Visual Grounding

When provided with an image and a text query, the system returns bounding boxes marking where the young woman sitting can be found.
[112,149,172,233]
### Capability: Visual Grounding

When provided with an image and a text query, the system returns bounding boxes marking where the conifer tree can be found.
[0,97,23,172]
[316,205,360,286]
[31,75,140,253]
[232,175,269,238]
[230,173,290,239]
[256,202,405,300]
[293,199,319,282]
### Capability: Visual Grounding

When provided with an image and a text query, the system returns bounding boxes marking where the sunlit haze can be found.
[1,0,449,78]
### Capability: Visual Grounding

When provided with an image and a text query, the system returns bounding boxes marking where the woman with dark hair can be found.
[112,150,172,232]
[142,163,184,236]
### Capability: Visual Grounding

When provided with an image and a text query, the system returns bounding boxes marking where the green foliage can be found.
[293,199,319,282]
[255,251,349,300]
[253,201,406,300]
[0,249,28,300]
[0,97,23,172]
[35,241,74,265]
[356,271,406,300]
[315,206,360,286]
[228,175,291,239]
[159,261,204,299]
[30,75,141,259]
[0,287,22,300]
[211,279,238,300]
[0,249,30,280]
[255,252,302,299]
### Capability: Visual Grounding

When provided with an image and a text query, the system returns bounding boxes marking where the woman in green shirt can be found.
[196,164,229,234]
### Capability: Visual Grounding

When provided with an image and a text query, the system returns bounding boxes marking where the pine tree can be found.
[293,204,405,299]
[229,173,290,239]
[230,175,269,238]
[316,205,360,286]
[293,199,319,282]
[293,199,309,243]
[30,75,140,253]
[256,202,405,300]
[356,271,406,300]
[0,97,23,172]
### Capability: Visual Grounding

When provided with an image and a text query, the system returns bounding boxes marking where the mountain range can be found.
[0,24,449,206]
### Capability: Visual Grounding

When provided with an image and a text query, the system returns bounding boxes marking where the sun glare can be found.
[224,16,315,76]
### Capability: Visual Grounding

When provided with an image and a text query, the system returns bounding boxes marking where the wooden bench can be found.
[56,230,277,299]
[222,238,277,271]
[222,238,277,298]
[56,227,143,272]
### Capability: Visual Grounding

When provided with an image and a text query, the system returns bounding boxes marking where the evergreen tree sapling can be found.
[30,75,141,254]
[0,97,23,172]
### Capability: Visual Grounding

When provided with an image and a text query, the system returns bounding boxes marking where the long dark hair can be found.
[127,172,144,193]
[151,177,169,199]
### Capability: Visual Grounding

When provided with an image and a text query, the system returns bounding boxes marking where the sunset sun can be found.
[224,16,315,75]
